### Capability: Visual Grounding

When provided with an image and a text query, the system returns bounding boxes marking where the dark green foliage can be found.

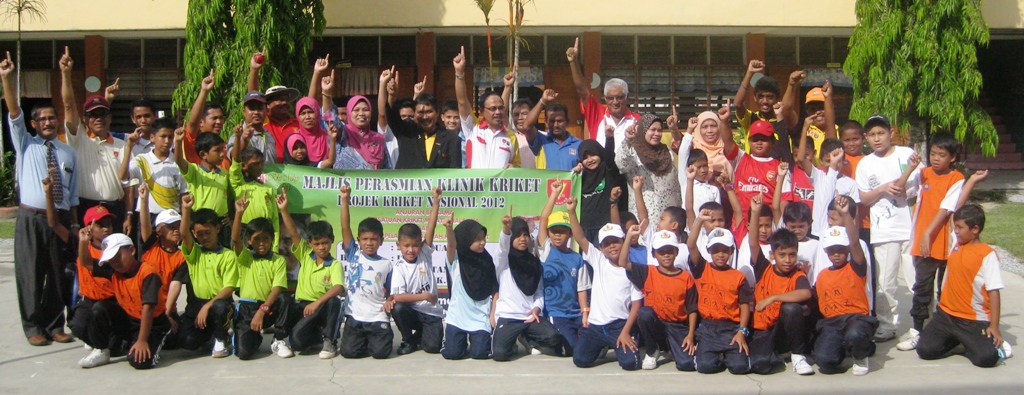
[844,0,997,155]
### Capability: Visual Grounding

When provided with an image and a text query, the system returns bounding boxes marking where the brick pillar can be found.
[582,31,601,96]
[746,33,765,65]
[84,35,106,92]
[416,32,435,94]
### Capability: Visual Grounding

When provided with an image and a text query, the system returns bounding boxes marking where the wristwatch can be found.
[737,326,750,337]
[723,183,735,191]
[259,303,272,315]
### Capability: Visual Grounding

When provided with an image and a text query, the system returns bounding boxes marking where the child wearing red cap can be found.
[725,117,782,237]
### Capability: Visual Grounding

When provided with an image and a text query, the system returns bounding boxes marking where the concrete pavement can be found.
[0,245,1022,394]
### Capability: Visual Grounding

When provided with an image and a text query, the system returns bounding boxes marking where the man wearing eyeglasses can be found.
[453,47,519,169]
[2,52,80,346]
[567,38,640,150]
[60,50,129,234]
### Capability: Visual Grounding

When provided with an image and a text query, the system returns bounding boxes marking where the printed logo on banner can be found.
[547,179,573,205]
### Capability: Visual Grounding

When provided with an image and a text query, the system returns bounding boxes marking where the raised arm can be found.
[685,165,697,229]
[230,193,250,255]
[104,78,120,105]
[893,150,922,190]
[59,48,80,132]
[139,184,153,242]
[609,186,622,225]
[837,195,864,265]
[0,52,19,119]
[453,46,472,119]
[442,212,456,263]
[187,70,215,136]
[119,130,141,181]
[687,211,709,266]
[247,50,265,93]
[339,185,353,247]
[565,197,590,254]
[378,66,395,132]
[174,127,189,173]
[781,71,805,130]
[734,60,764,116]
[566,38,591,103]
[719,99,736,155]
[77,228,96,272]
[318,125,338,168]
[821,80,836,139]
[796,116,815,176]
[632,176,650,234]
[424,187,442,248]
[501,70,515,117]
[278,189,302,250]
[618,224,642,271]
[309,55,330,106]
[537,181,565,247]
[772,163,788,223]
[748,193,765,265]
[180,194,195,251]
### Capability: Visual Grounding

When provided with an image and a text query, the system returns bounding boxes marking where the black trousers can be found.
[813,313,878,371]
[77,198,126,234]
[339,315,394,359]
[288,297,343,352]
[911,256,947,331]
[491,317,562,361]
[14,207,71,338]
[917,309,1000,367]
[637,306,696,371]
[87,299,170,369]
[234,296,291,360]
[391,302,443,353]
[695,319,750,374]
[749,302,809,374]
[177,297,233,351]
[69,297,115,346]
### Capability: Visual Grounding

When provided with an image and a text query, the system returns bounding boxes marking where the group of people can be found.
[4,37,1011,375]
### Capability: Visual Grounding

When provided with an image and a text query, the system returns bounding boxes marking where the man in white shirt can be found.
[453,46,518,169]
[567,37,640,149]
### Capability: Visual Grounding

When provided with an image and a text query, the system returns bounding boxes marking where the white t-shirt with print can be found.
[856,146,921,244]
[390,243,444,317]
[342,240,393,323]
[462,115,514,169]
[582,245,643,326]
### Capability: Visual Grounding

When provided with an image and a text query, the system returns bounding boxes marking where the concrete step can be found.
[996,124,1008,134]
[965,161,1024,170]
[965,152,1022,162]
[998,142,1018,154]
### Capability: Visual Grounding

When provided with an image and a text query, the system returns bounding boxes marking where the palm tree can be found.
[1,0,48,169]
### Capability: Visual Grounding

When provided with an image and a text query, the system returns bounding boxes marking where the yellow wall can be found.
[1,0,1022,34]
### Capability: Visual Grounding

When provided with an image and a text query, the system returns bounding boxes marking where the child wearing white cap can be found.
[137,184,187,345]
[76,232,170,369]
[686,213,753,374]
[566,197,643,371]
[621,227,698,371]
[812,195,877,376]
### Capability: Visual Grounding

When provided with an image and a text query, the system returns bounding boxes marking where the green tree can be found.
[844,0,997,155]
[1,0,47,169]
[172,0,325,139]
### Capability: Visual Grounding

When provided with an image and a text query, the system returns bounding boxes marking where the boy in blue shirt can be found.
[538,181,591,356]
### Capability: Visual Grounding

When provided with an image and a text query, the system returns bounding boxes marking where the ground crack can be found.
[328,357,344,392]
[745,374,764,395]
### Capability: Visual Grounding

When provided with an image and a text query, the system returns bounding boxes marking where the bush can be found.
[0,152,17,207]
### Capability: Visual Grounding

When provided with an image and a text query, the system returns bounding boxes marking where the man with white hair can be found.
[567,38,640,149]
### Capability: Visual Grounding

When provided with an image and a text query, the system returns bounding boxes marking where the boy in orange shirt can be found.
[916,204,1012,366]
[899,133,988,351]
[813,195,877,375]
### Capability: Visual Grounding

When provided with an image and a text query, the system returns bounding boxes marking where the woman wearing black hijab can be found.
[441,219,499,360]
[490,216,563,361]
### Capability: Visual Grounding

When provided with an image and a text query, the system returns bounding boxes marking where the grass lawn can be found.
[0,220,13,239]
[984,202,1024,259]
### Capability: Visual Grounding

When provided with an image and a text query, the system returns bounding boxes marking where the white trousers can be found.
[872,240,915,335]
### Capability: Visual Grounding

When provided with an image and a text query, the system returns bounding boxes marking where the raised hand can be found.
[624,124,638,140]
[773,102,785,121]
[313,54,330,73]
[566,37,580,63]
[829,147,844,168]
[605,124,616,139]
[747,60,765,74]
[565,197,578,212]
[750,192,764,213]
[609,186,622,203]
[339,185,351,200]
[328,124,339,141]
[541,89,558,105]
[790,70,805,85]
[687,116,699,134]
[686,164,698,180]
[276,187,289,211]
[835,194,850,216]
[321,69,335,93]
[250,49,266,70]
[0,52,13,78]
[698,208,714,223]
[59,46,73,72]
[105,78,121,101]
[718,98,732,122]
[453,46,467,73]
[441,211,455,228]
[908,151,922,170]
[666,105,679,131]
[777,162,790,179]
[127,127,142,146]
[551,179,565,195]
[236,191,250,213]
[503,70,516,88]
[201,69,215,92]
[432,186,443,201]
[822,80,833,98]
[632,175,645,190]
[413,75,427,99]
[379,66,395,85]
[181,193,194,210]
[138,182,149,201]
[501,205,513,229]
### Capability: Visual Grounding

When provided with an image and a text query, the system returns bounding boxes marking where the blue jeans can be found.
[441,324,491,360]
[637,306,696,371]
[572,319,642,370]
[695,319,750,374]
[550,316,583,356]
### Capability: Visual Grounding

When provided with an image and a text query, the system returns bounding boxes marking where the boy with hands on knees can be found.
[537,181,592,356]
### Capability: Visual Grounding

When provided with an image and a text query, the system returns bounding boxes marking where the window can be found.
[637,36,671,65]
[144,39,179,68]
[799,37,831,66]
[19,40,53,69]
[381,36,416,66]
[310,36,343,64]
[675,36,707,65]
[602,35,634,65]
[345,36,378,66]
[436,35,471,65]
[833,37,850,64]
[514,35,543,66]
[545,35,576,65]
[472,35,501,66]
[765,37,796,65]
[709,36,743,65]
[55,40,86,70]
[107,39,142,69]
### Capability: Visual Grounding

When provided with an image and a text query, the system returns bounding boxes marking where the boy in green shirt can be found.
[178,194,238,358]
[230,128,280,250]
[175,128,230,246]
[231,192,291,360]
[279,189,345,359]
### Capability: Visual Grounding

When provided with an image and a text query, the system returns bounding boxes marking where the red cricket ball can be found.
[254,54,265,64]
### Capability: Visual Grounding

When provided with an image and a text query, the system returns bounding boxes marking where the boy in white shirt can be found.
[855,114,922,342]
[338,187,394,359]
[386,187,445,355]
[121,118,188,215]
[566,198,644,371]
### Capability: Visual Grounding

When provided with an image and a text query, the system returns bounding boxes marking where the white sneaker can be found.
[530,348,542,356]
[873,330,897,342]
[212,339,231,358]
[1000,340,1013,359]
[642,353,658,370]
[319,338,337,359]
[852,358,869,376]
[791,354,814,375]
[78,348,110,368]
[896,328,920,351]
[271,339,294,358]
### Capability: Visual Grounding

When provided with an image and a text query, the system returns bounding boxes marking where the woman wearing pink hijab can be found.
[295,97,332,163]
[336,95,387,169]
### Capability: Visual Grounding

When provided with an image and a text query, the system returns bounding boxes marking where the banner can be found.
[263,165,578,307]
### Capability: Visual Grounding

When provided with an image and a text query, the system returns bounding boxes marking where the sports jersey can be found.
[583,245,644,326]
[809,167,861,237]
[342,240,392,323]
[128,151,188,214]
[390,243,444,317]
[539,240,591,318]
[78,243,115,300]
[142,245,186,296]
[182,243,239,300]
[110,263,165,320]
[579,94,640,150]
[293,239,344,302]
[939,242,1004,322]
[228,161,280,228]
[462,115,516,169]
[815,261,870,318]
[235,249,288,301]
[689,254,753,323]
[731,150,781,225]
[533,133,582,171]
[855,146,921,244]
[911,167,964,260]
[752,254,810,330]
[627,264,697,322]
[841,153,863,179]
[182,163,229,217]
[780,167,815,211]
